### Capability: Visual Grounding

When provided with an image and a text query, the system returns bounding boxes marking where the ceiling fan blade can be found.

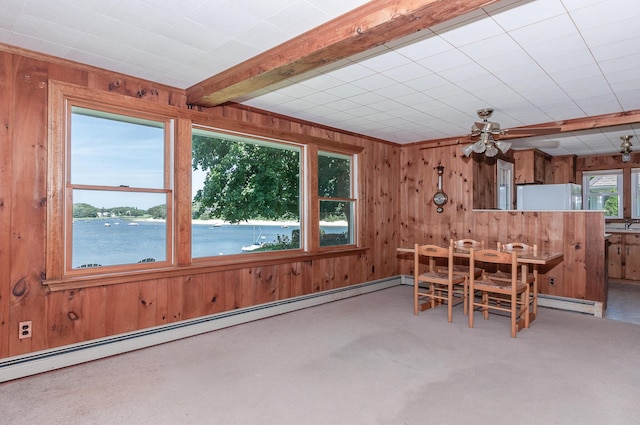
[504,126,561,135]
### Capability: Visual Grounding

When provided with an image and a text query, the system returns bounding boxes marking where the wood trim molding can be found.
[186,0,500,107]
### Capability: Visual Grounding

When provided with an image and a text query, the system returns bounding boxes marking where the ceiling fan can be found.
[462,108,560,157]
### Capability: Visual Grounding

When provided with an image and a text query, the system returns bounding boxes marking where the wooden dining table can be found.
[397,245,564,320]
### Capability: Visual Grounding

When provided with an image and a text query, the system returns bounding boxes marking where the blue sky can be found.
[71,111,167,210]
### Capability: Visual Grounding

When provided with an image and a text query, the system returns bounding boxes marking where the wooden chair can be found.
[494,242,538,316]
[468,248,530,338]
[449,239,485,279]
[414,243,467,322]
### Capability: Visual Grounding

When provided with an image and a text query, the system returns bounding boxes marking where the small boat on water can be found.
[104,222,111,227]
[128,222,139,226]
[241,242,264,252]
[241,227,265,252]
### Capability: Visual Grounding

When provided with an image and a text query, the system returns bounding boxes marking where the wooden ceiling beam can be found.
[186,0,500,107]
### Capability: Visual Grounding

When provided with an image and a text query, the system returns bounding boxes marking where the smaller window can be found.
[632,168,640,219]
[583,170,623,218]
[318,151,356,247]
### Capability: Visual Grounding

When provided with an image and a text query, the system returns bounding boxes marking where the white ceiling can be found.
[2,0,640,156]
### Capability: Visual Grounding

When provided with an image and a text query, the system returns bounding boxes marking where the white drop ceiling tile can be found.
[267,82,319,99]
[570,0,640,30]
[11,13,85,47]
[244,91,296,108]
[491,63,544,85]
[65,48,122,72]
[548,63,603,84]
[510,14,578,47]
[419,49,474,73]
[22,0,98,32]
[104,0,183,34]
[394,92,436,108]
[346,105,381,118]
[458,33,521,61]
[162,20,230,52]
[234,21,290,51]
[579,16,640,49]
[280,97,320,112]
[322,83,368,99]
[324,98,362,113]
[536,50,598,75]
[358,50,412,73]
[299,91,342,106]
[142,35,206,64]
[437,14,505,47]
[86,14,158,47]
[307,0,371,16]
[403,73,449,92]
[203,40,261,69]
[374,83,417,99]
[524,32,588,62]
[72,34,139,65]
[5,32,72,58]
[186,1,261,39]
[591,38,640,63]
[394,35,454,62]
[367,99,408,113]
[347,91,388,106]
[575,95,623,116]
[453,74,504,92]
[477,49,537,74]
[598,52,640,76]
[350,73,398,91]
[617,89,640,110]
[265,1,331,38]
[324,63,377,83]
[490,0,566,31]
[229,0,297,19]
[437,62,490,84]
[380,63,431,85]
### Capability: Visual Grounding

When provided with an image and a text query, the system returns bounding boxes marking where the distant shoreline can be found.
[80,217,348,227]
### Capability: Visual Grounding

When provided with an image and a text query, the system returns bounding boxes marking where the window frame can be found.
[317,150,358,249]
[582,169,623,218]
[190,125,306,260]
[47,81,177,280]
[45,82,366,290]
[632,168,640,219]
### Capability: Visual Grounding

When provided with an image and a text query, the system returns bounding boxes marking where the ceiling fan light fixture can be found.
[496,140,512,154]
[462,143,475,157]
[472,139,487,153]
[484,143,499,157]
[620,135,633,162]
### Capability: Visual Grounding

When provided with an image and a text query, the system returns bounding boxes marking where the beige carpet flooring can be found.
[1,284,639,425]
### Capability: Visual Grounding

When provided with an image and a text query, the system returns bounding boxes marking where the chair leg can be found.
[482,292,489,320]
[447,283,453,323]
[511,293,517,338]
[414,279,419,315]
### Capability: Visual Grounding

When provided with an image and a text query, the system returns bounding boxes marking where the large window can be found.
[67,107,172,270]
[583,170,623,218]
[633,168,640,219]
[191,128,302,257]
[318,151,356,247]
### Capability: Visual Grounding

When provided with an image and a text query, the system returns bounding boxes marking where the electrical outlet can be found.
[549,277,555,286]
[19,321,32,339]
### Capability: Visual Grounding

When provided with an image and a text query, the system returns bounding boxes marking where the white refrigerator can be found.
[516,183,582,210]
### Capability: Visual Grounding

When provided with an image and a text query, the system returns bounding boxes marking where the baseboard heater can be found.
[401,275,604,318]
[0,277,401,383]
[537,294,603,317]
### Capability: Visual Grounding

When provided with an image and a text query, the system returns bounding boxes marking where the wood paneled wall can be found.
[0,47,400,359]
[399,144,606,303]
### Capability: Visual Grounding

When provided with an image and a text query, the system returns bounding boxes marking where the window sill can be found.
[42,247,369,292]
